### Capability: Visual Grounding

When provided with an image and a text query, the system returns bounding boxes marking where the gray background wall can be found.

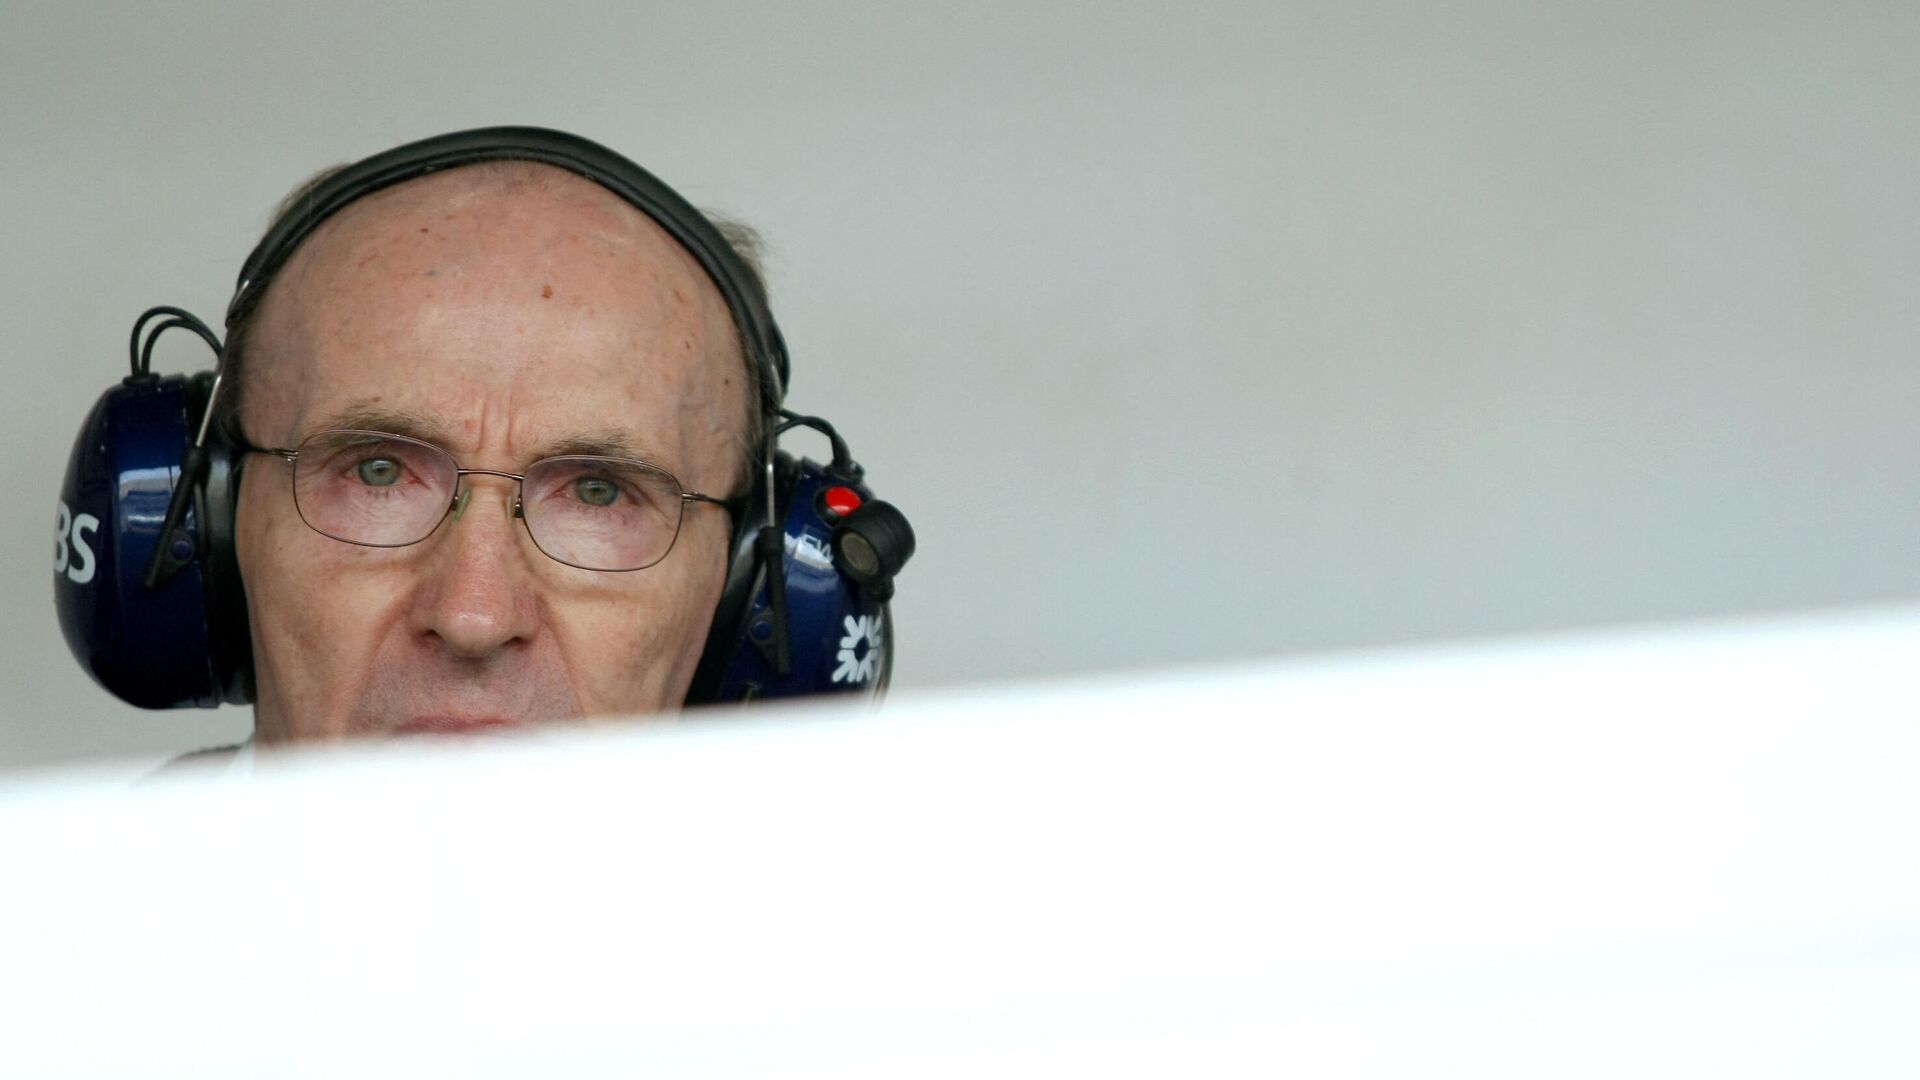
[3,1,1916,770]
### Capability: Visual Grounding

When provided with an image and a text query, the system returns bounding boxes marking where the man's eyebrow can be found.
[313,403,671,465]
[316,403,454,445]
[541,432,674,464]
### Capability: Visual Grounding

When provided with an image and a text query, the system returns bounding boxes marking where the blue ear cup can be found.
[687,451,913,703]
[56,370,252,708]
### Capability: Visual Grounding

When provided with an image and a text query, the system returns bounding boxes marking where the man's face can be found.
[234,165,748,742]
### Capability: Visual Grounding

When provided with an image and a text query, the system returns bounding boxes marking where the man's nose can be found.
[408,478,540,659]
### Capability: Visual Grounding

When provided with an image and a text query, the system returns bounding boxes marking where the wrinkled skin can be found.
[234,165,749,743]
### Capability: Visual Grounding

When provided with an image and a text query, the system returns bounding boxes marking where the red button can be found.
[821,485,863,520]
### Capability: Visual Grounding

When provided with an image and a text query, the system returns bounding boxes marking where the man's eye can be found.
[356,458,402,487]
[574,477,620,507]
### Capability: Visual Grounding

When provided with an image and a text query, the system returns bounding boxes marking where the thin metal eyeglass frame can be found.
[238,428,731,572]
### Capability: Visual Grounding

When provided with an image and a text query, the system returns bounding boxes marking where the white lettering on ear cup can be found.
[55,502,100,585]
[68,513,99,585]
[54,502,71,575]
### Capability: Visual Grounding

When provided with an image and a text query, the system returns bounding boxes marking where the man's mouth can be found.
[393,715,521,736]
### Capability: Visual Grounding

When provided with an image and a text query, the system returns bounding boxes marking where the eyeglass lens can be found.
[288,429,687,571]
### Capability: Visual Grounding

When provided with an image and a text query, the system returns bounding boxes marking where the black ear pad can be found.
[685,452,790,704]
[196,391,254,706]
[56,371,252,708]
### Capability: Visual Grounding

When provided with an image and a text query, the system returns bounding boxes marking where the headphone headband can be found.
[227,126,788,406]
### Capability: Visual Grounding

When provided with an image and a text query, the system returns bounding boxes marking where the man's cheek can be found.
[559,583,705,714]
[268,559,413,734]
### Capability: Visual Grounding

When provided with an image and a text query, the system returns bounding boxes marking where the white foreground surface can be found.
[2,608,1918,1077]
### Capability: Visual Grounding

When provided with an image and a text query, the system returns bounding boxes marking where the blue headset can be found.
[54,127,914,711]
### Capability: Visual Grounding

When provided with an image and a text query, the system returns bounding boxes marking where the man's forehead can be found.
[256,161,733,378]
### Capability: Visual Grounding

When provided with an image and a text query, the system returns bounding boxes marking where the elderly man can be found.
[57,128,912,747]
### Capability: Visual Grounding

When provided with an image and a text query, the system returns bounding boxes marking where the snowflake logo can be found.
[831,613,884,685]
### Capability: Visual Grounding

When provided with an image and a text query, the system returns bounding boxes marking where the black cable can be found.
[773,409,853,474]
[136,317,223,380]
[130,307,197,377]
[129,307,222,378]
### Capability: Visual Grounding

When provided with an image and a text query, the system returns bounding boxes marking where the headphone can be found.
[54,126,914,711]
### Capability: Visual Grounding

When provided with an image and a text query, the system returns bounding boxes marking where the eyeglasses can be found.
[244,428,731,572]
